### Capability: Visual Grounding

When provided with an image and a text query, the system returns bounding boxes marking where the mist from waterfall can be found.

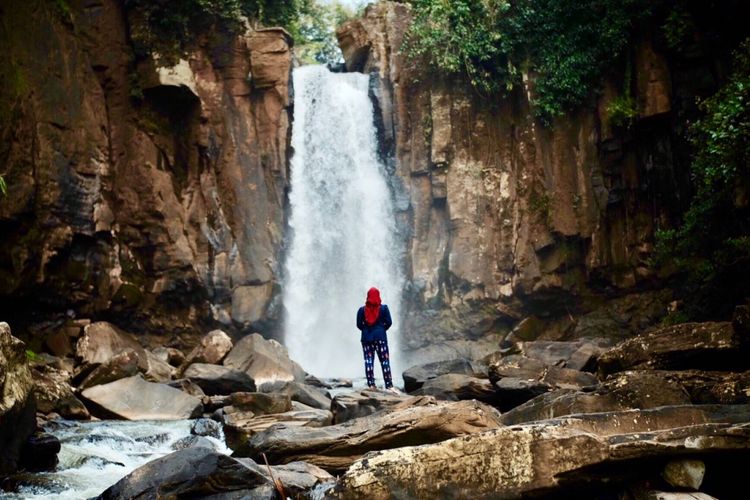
[284,65,403,380]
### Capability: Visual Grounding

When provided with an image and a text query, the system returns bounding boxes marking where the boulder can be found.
[19,432,61,472]
[77,348,141,390]
[241,399,503,473]
[142,350,175,382]
[168,378,206,397]
[223,333,297,388]
[170,435,220,452]
[229,392,292,415]
[179,329,233,373]
[191,418,223,439]
[183,363,256,395]
[413,374,497,404]
[662,459,705,490]
[32,367,90,419]
[333,405,750,498]
[75,322,146,366]
[267,381,332,410]
[224,407,333,453]
[80,375,202,420]
[331,389,412,424]
[0,322,37,475]
[517,338,612,371]
[237,459,335,498]
[402,358,485,393]
[97,447,275,500]
[598,322,745,376]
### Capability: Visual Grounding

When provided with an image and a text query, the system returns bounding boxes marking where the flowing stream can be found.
[284,65,404,381]
[1,420,230,499]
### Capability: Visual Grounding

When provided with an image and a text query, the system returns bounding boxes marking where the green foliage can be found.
[0,175,6,197]
[25,349,37,361]
[294,0,353,65]
[403,0,649,121]
[662,5,694,51]
[655,39,750,319]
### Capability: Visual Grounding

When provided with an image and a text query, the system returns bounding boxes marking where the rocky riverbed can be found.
[3,307,750,498]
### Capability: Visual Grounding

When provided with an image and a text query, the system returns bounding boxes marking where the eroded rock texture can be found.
[337,2,700,360]
[0,0,292,341]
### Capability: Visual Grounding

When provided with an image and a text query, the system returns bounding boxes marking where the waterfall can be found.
[284,65,403,381]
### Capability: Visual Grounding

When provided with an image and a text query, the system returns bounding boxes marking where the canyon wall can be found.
[0,0,292,345]
[337,2,717,358]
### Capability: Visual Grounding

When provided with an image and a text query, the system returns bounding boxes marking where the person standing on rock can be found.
[356,287,396,391]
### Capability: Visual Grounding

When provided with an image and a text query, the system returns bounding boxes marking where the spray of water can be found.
[284,65,403,381]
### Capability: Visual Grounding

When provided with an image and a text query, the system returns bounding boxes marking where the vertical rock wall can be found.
[338,2,698,353]
[0,0,292,342]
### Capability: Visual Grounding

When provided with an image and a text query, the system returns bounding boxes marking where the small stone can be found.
[662,459,705,490]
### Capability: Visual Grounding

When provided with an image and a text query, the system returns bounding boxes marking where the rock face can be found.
[0,323,36,475]
[223,333,299,388]
[241,399,503,473]
[335,2,705,360]
[183,363,256,395]
[80,375,202,420]
[0,1,292,339]
[334,405,750,499]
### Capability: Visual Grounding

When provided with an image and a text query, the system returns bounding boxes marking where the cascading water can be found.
[284,65,404,381]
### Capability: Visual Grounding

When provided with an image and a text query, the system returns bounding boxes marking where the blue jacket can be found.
[356,304,392,342]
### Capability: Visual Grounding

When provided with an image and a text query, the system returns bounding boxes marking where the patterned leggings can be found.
[362,340,393,389]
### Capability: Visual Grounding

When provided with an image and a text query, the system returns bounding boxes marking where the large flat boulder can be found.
[334,405,750,499]
[267,381,332,410]
[598,322,745,376]
[413,374,497,404]
[0,322,36,475]
[223,333,298,388]
[517,338,612,370]
[240,399,503,473]
[97,447,275,499]
[224,407,333,453]
[331,389,412,424]
[402,358,486,393]
[183,363,256,395]
[80,375,202,420]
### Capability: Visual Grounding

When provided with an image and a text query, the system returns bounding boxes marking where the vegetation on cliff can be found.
[656,39,750,320]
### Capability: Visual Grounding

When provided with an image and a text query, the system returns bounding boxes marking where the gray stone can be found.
[80,375,202,420]
[414,374,496,404]
[402,358,485,393]
[224,407,333,453]
[179,329,233,374]
[331,389,411,424]
[223,333,297,388]
[183,363,256,395]
[267,381,332,410]
[75,322,145,366]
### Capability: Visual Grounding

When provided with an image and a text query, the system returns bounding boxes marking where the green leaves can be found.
[0,175,6,197]
[403,0,649,121]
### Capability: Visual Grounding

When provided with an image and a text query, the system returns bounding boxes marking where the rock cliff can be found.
[337,2,716,358]
[0,0,292,342]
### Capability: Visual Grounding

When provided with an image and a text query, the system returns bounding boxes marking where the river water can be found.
[284,65,405,380]
[1,420,230,499]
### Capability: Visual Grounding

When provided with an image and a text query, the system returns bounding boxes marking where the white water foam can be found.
[284,65,404,381]
[1,420,230,500]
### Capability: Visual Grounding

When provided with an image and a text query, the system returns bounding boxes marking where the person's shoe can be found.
[385,386,402,395]
[367,385,378,390]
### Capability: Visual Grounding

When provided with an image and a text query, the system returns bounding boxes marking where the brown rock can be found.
[0,322,37,474]
[241,399,503,473]
[183,363,256,395]
[229,392,292,415]
[662,459,705,490]
[597,322,743,376]
[223,333,297,388]
[78,348,141,390]
[178,329,233,375]
[32,367,90,420]
[75,322,146,366]
[331,389,413,424]
[151,347,186,368]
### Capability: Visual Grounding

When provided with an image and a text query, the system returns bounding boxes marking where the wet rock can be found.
[32,367,90,420]
[331,389,412,424]
[171,435,219,451]
[80,375,202,420]
[266,381,332,410]
[223,333,298,388]
[598,322,745,376]
[97,447,275,500]
[191,418,222,439]
[403,358,485,393]
[0,322,36,475]
[732,304,750,336]
[241,399,503,473]
[229,392,292,415]
[413,374,496,404]
[183,363,256,395]
[225,407,333,453]
[662,459,705,490]
[333,406,750,498]
[178,329,233,374]
[19,432,61,472]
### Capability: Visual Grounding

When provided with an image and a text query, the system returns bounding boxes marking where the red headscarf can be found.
[364,287,381,326]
